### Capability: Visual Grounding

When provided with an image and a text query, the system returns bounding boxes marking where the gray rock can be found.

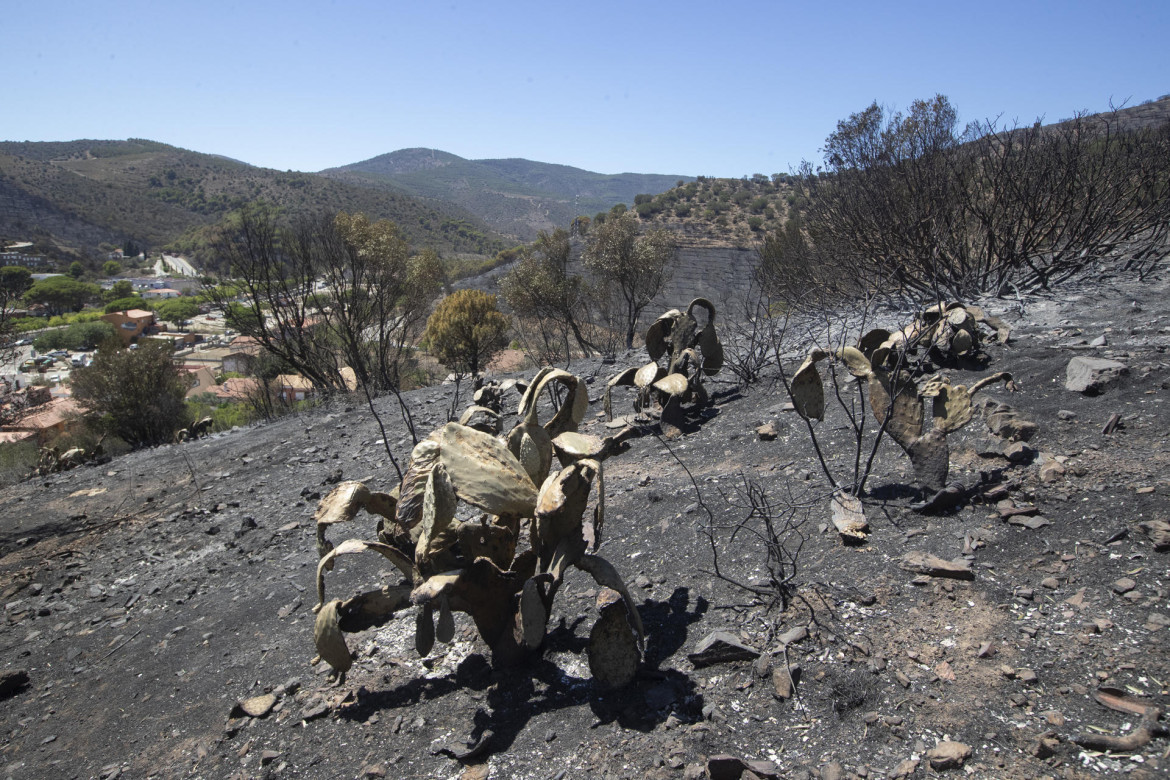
[687,631,759,667]
[1065,356,1128,393]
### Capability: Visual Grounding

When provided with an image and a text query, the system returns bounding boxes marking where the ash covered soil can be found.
[1,275,1169,780]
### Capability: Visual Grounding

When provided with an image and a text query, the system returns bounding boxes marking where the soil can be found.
[1,273,1168,780]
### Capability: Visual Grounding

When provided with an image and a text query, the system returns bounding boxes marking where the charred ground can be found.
[1,273,1168,780]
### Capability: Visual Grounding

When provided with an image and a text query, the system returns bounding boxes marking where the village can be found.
[0,244,319,466]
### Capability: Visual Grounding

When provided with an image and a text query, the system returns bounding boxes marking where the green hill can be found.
[320,148,693,240]
[0,140,513,267]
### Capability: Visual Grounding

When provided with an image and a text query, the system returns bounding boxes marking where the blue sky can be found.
[3,1,1167,178]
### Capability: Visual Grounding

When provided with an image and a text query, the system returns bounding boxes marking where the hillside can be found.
[320,148,692,240]
[1,273,1168,778]
[0,140,513,264]
[611,95,1170,255]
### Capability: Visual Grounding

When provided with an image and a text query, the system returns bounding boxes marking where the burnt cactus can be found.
[605,298,724,435]
[790,345,1016,494]
[311,370,643,688]
[864,302,1011,364]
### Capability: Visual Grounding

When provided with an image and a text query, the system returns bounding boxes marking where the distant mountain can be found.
[0,139,513,268]
[320,149,693,240]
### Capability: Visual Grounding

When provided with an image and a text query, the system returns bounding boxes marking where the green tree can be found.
[423,289,510,377]
[1,266,33,298]
[102,260,122,276]
[500,228,596,362]
[68,261,85,279]
[71,340,192,447]
[104,280,136,302]
[34,321,116,351]
[154,297,199,330]
[104,296,148,314]
[582,212,675,350]
[24,276,100,315]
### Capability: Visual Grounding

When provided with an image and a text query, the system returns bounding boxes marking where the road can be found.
[155,254,198,277]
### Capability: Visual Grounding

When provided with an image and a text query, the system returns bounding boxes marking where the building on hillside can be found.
[1,243,48,267]
[141,288,181,300]
[276,374,314,403]
[214,377,260,402]
[223,336,262,375]
[182,365,219,399]
[181,346,232,373]
[1,398,83,445]
[101,309,157,345]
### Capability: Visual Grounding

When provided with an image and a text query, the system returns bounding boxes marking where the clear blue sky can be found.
[4,1,1167,178]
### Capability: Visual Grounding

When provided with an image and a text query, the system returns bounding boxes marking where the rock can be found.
[926,741,971,771]
[755,423,777,441]
[260,750,281,766]
[899,551,974,580]
[1057,409,1077,421]
[1065,356,1128,394]
[233,693,277,718]
[976,641,996,658]
[1137,520,1170,551]
[776,625,808,647]
[300,702,329,721]
[987,412,1038,442]
[1040,577,1060,590]
[459,765,489,780]
[1112,577,1136,594]
[819,760,845,780]
[1089,334,1108,347]
[1003,441,1035,464]
[745,760,780,779]
[1038,460,1066,483]
[687,631,759,667]
[889,758,919,779]
[1017,668,1039,684]
[1032,733,1061,759]
[707,754,748,780]
[772,663,800,700]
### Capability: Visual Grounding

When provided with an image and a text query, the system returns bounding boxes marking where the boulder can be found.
[1065,357,1128,394]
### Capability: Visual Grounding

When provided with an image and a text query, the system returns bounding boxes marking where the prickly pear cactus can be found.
[789,344,1016,493]
[605,298,724,437]
[862,302,1011,365]
[310,370,643,688]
